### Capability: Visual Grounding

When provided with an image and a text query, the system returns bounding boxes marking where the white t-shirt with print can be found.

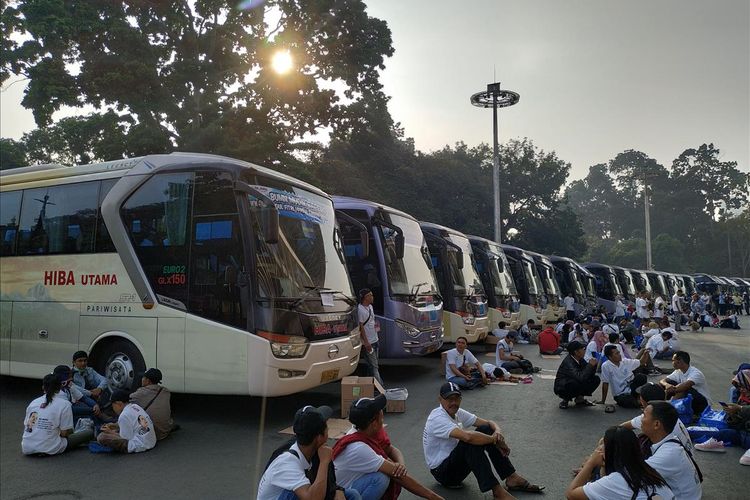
[333,437,386,488]
[423,406,477,470]
[583,340,600,363]
[647,436,702,500]
[118,403,157,453]
[257,442,311,500]
[636,298,648,318]
[600,358,641,397]
[358,304,378,344]
[645,335,666,357]
[629,414,693,453]
[666,366,712,403]
[22,394,73,455]
[582,471,674,500]
[564,296,575,311]
[445,348,478,380]
[654,297,665,318]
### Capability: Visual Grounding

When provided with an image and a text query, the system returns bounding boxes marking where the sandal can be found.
[559,400,569,409]
[507,480,545,493]
[575,399,595,407]
[605,404,616,413]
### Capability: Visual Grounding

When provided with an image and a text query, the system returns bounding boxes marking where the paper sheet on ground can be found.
[489,381,518,386]
[537,374,556,380]
[540,354,561,359]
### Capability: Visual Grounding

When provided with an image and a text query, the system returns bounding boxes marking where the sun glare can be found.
[271,50,293,74]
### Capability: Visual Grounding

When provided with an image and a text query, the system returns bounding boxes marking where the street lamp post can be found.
[471,82,520,244]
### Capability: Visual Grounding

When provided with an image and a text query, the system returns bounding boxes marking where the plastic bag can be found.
[669,393,693,425]
[74,418,94,433]
[385,388,408,401]
[697,406,728,430]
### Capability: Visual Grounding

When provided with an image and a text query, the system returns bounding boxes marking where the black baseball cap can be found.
[440,381,462,399]
[143,368,162,384]
[348,394,387,428]
[110,389,131,403]
[293,405,333,437]
[567,340,585,353]
[635,382,666,402]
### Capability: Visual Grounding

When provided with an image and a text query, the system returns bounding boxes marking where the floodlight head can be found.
[470,88,520,109]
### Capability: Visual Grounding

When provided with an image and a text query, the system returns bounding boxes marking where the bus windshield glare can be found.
[523,259,543,296]
[247,182,353,301]
[380,213,439,299]
[447,233,484,297]
[487,245,517,298]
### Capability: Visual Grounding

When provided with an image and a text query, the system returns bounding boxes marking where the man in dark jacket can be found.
[129,368,174,440]
[554,341,600,409]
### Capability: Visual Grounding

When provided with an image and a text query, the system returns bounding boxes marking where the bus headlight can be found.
[396,319,421,338]
[258,331,310,359]
[350,330,361,348]
[462,315,476,325]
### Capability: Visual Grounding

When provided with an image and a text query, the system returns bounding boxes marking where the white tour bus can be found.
[0,153,361,396]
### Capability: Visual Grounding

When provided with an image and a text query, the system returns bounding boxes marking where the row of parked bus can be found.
[1,153,747,398]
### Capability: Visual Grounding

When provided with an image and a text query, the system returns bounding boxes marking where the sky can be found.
[1,0,748,182]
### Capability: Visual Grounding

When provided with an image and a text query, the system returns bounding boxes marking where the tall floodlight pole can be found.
[642,170,653,270]
[471,83,520,244]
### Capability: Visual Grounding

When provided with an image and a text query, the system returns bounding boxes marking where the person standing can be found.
[635,292,649,328]
[671,290,685,331]
[614,295,626,324]
[358,288,383,386]
[564,293,576,321]
[554,341,601,409]
[653,294,665,320]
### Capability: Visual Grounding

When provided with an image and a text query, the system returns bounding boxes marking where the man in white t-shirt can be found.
[564,293,576,320]
[332,395,443,500]
[491,321,510,340]
[637,331,673,371]
[423,382,544,497]
[619,382,693,453]
[641,402,702,500]
[660,351,711,417]
[257,405,337,500]
[445,336,487,389]
[671,290,685,331]
[358,288,383,386]
[97,390,156,453]
[599,345,648,408]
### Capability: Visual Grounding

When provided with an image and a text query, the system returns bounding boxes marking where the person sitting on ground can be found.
[554,341,601,409]
[583,330,607,364]
[97,389,156,453]
[22,373,94,455]
[491,321,511,340]
[258,404,349,500]
[568,323,586,345]
[423,382,545,498]
[565,426,673,500]
[719,313,740,329]
[71,350,110,406]
[619,382,693,455]
[604,332,633,360]
[445,337,488,389]
[495,331,535,374]
[51,365,109,425]
[518,319,534,344]
[129,368,174,441]
[619,318,637,344]
[637,331,673,372]
[730,367,750,405]
[333,395,443,500]
[639,402,703,499]
[538,325,563,355]
[659,351,711,417]
[641,321,661,339]
[600,345,649,409]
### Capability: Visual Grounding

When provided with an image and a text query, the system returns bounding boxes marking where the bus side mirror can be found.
[260,205,279,244]
[395,233,405,259]
[360,231,370,258]
[224,265,237,285]
[456,251,464,269]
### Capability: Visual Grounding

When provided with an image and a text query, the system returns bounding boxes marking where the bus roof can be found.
[0,152,329,198]
[419,221,468,238]
[332,196,417,222]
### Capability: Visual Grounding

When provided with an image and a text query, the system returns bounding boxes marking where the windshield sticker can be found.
[249,186,329,225]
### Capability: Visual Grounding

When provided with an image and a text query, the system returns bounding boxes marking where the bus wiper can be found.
[409,282,428,303]
[292,286,350,308]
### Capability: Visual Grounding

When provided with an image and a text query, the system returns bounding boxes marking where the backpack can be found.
[264,438,339,500]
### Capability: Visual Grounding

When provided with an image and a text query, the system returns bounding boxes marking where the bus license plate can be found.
[320,369,340,384]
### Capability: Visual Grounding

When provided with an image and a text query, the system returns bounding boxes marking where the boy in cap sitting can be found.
[258,405,344,500]
[97,389,156,453]
[332,395,443,500]
[129,368,174,440]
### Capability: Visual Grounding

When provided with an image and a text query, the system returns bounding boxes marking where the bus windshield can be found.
[538,262,560,298]
[247,181,353,301]
[447,233,484,297]
[487,243,518,297]
[380,213,439,299]
[523,258,543,296]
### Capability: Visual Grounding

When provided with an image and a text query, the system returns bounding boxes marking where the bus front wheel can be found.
[96,340,146,392]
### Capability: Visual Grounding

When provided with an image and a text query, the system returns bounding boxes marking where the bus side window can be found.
[95,179,117,252]
[0,191,22,256]
[122,172,193,306]
[17,182,99,255]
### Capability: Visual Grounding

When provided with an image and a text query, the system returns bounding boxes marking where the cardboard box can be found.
[341,376,375,418]
[386,398,406,413]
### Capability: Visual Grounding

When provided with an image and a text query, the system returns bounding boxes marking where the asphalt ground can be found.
[1,323,749,500]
